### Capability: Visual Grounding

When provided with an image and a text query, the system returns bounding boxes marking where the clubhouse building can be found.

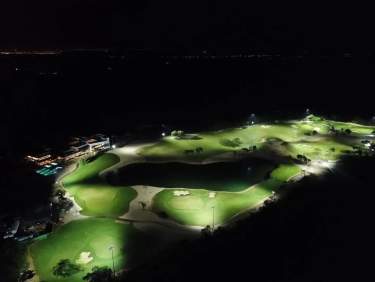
[25,134,111,172]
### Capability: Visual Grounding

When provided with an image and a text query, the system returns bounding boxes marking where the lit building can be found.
[25,151,58,166]
[86,134,111,152]
[61,134,110,162]
[26,134,111,165]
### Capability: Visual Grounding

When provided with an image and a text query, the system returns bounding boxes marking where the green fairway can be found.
[139,124,307,162]
[65,184,137,217]
[63,153,120,186]
[284,139,354,160]
[152,178,283,226]
[270,164,301,182]
[30,218,148,282]
[303,115,375,135]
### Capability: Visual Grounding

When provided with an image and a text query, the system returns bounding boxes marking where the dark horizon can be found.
[1,1,375,51]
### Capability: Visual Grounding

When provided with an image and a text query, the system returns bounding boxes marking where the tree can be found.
[195,147,203,153]
[171,130,184,138]
[345,128,352,135]
[201,225,212,238]
[19,270,35,281]
[83,266,114,282]
[53,259,81,278]
[139,201,146,210]
[220,138,242,148]
[54,189,65,199]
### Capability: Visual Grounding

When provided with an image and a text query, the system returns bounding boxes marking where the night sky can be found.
[1,1,374,50]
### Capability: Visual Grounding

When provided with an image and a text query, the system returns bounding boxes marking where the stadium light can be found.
[108,245,115,277]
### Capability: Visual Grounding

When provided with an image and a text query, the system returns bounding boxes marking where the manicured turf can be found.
[65,184,137,217]
[139,124,307,162]
[138,118,369,164]
[270,164,301,182]
[304,115,375,135]
[61,152,135,218]
[30,218,147,282]
[152,178,282,226]
[152,164,300,226]
[63,153,120,186]
[285,139,353,160]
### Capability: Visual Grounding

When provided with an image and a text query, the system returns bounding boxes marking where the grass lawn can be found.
[65,184,137,217]
[139,124,307,162]
[152,178,283,226]
[30,218,149,282]
[152,163,301,226]
[270,164,301,182]
[285,139,353,160]
[305,115,375,135]
[329,120,375,135]
[63,153,120,186]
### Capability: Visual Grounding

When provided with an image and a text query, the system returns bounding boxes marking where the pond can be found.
[114,158,275,192]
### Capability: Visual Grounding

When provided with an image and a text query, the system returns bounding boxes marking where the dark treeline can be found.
[124,156,374,282]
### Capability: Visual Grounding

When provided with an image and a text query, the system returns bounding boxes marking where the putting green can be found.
[65,184,137,217]
[271,164,301,182]
[63,153,120,186]
[29,218,137,282]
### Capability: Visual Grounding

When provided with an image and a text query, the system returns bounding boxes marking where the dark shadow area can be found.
[124,155,375,282]
[0,158,52,216]
[115,158,274,192]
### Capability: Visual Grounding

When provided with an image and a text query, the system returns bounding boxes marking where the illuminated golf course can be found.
[28,115,375,281]
[29,218,155,282]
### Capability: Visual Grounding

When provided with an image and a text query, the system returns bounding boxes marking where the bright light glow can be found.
[112,145,116,149]
[161,132,166,137]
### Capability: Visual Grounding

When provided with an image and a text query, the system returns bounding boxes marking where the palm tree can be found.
[83,266,113,282]
[52,259,81,278]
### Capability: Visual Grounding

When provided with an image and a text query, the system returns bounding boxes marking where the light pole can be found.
[108,245,115,277]
[211,206,215,233]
